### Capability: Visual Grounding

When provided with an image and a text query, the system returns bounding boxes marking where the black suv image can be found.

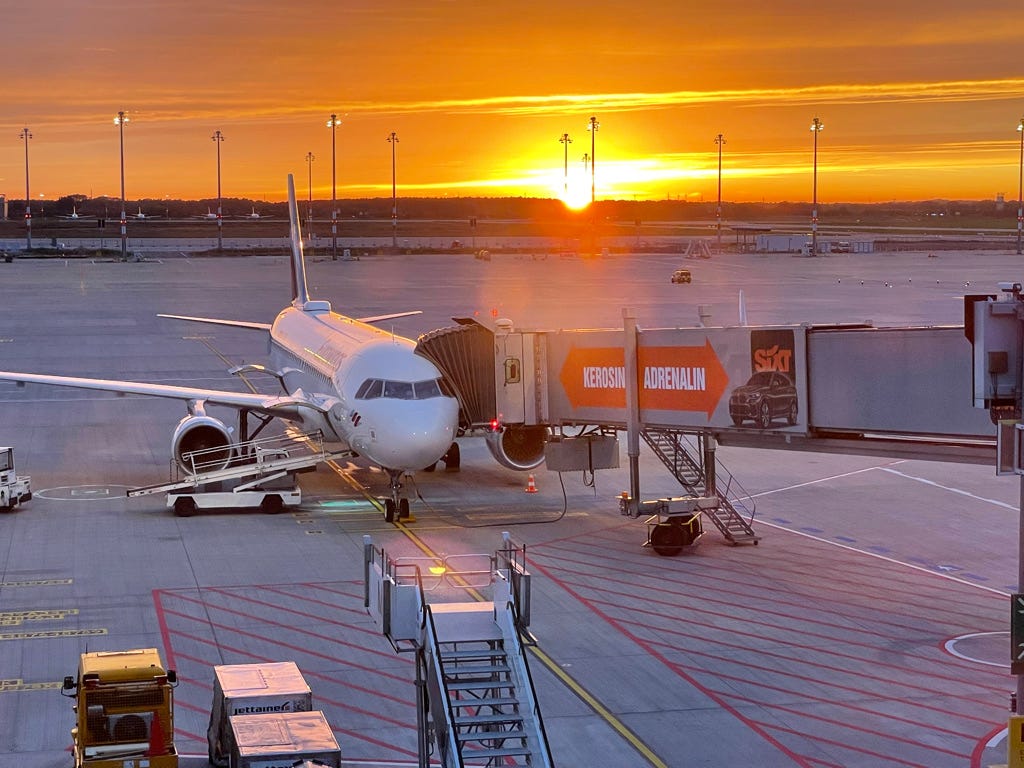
[728,371,798,428]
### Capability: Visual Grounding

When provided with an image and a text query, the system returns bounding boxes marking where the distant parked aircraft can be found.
[234,207,272,220]
[57,206,95,220]
[126,207,162,220]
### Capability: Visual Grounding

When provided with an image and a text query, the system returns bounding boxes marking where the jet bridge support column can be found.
[623,308,641,515]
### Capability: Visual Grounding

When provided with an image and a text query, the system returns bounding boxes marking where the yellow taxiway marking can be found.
[0,609,79,626]
[0,579,72,587]
[0,628,106,641]
[0,679,63,692]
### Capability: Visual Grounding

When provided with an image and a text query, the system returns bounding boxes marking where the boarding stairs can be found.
[364,533,554,768]
[683,239,713,259]
[641,428,759,544]
[126,430,352,498]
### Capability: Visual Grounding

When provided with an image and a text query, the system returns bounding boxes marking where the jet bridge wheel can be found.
[650,520,695,557]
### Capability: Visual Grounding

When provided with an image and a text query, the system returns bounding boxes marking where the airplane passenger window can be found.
[384,380,415,399]
[413,379,442,399]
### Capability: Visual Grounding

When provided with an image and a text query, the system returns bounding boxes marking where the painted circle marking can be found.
[943,631,1007,668]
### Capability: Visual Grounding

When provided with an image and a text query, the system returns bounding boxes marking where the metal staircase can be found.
[365,534,554,768]
[641,428,759,544]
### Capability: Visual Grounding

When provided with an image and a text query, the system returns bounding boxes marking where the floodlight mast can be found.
[19,127,31,251]
[810,117,824,257]
[212,130,225,251]
[327,114,341,260]
[114,111,129,261]
[387,132,399,248]
[305,151,315,238]
[587,116,599,204]
[1016,118,1023,256]
[559,133,572,197]
[715,133,726,252]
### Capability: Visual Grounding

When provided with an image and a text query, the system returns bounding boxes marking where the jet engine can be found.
[171,415,234,474]
[485,424,547,471]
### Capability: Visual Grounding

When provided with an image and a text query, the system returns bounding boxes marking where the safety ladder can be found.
[641,428,759,544]
[364,534,554,768]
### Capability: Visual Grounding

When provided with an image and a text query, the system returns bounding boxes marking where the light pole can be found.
[559,133,572,198]
[387,132,399,249]
[327,114,341,260]
[19,127,31,250]
[810,117,824,257]
[715,133,725,252]
[212,130,224,251]
[114,111,129,261]
[305,151,315,238]
[1016,118,1023,256]
[587,116,599,204]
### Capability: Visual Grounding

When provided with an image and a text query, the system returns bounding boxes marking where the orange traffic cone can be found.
[525,474,538,493]
[146,712,166,756]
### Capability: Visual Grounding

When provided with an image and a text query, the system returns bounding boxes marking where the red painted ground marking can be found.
[163,590,406,671]
[160,605,410,686]
[552,576,998,697]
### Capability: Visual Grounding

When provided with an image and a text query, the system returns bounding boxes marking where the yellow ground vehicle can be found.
[61,648,178,768]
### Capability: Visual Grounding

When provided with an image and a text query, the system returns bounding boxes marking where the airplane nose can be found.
[366,398,458,470]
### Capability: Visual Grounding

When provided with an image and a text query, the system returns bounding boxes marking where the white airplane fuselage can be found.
[269,303,459,472]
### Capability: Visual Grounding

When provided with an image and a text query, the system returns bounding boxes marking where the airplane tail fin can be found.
[286,174,310,306]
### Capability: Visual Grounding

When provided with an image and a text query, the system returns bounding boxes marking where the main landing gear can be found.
[383,469,411,523]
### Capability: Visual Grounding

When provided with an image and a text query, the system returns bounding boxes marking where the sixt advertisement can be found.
[547,325,807,432]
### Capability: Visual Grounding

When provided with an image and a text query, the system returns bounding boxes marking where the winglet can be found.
[286,174,310,307]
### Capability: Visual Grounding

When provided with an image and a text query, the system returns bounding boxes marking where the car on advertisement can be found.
[728,371,798,428]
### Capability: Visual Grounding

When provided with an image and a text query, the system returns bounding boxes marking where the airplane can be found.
[233,207,272,220]
[126,207,162,220]
[57,206,95,220]
[193,208,219,220]
[0,174,461,521]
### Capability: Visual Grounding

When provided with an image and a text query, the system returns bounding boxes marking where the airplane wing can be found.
[160,309,415,329]
[0,370,325,418]
[158,313,273,332]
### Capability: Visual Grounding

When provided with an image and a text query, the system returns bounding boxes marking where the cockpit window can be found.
[355,378,384,399]
[413,379,442,399]
[384,380,415,399]
[355,377,446,400]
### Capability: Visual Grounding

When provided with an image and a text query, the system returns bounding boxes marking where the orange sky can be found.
[3,1,1024,204]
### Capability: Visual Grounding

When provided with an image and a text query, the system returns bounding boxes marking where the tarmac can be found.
[0,247,1019,767]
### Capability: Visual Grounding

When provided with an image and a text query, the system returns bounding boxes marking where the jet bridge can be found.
[363,533,553,768]
[417,304,997,552]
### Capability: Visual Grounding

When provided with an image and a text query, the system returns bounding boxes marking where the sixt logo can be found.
[753,345,792,373]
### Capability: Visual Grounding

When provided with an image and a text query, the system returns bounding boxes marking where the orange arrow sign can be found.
[638,340,729,418]
[559,339,729,418]
[560,346,627,409]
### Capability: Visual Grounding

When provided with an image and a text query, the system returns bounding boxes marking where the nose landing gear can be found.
[383,469,412,522]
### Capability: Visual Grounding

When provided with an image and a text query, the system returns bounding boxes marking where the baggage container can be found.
[208,661,312,766]
[229,711,341,768]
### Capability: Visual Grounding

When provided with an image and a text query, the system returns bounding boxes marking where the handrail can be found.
[676,432,758,521]
[422,605,464,768]
[179,429,326,477]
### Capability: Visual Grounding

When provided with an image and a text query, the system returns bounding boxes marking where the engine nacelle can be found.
[485,424,547,471]
[172,415,234,474]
